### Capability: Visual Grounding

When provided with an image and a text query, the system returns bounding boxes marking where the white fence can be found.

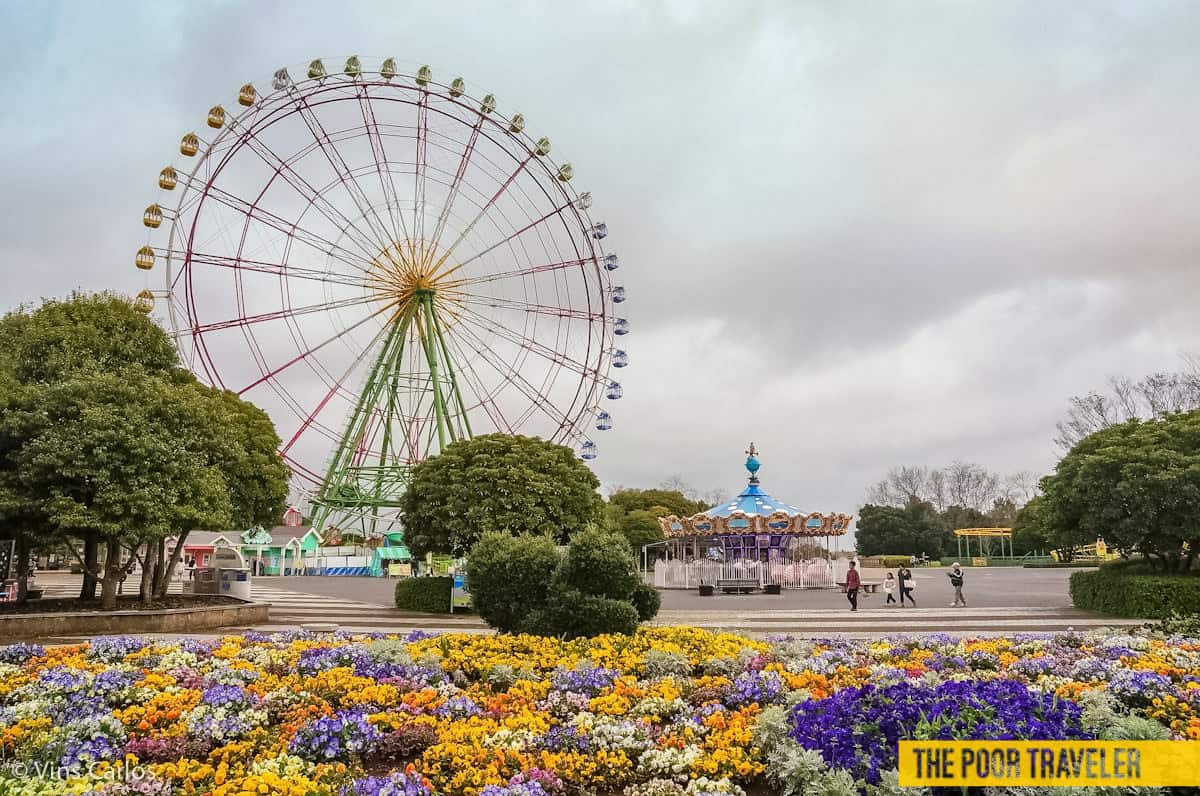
[653,558,846,589]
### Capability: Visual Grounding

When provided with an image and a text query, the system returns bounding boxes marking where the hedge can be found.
[1070,564,1200,619]
[394,576,452,613]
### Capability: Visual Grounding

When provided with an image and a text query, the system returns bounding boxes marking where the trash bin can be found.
[189,567,218,595]
[217,567,252,600]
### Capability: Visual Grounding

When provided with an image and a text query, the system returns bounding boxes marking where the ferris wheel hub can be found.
[368,240,463,321]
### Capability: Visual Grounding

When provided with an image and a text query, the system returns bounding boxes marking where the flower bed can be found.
[0,627,1197,795]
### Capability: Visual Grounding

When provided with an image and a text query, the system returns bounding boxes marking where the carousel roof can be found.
[705,482,805,518]
[656,444,853,538]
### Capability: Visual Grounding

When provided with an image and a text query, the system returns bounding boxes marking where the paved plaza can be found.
[19,566,1141,644]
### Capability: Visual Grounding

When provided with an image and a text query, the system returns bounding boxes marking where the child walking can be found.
[883,572,897,605]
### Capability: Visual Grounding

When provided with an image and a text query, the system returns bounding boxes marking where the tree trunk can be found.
[151,538,167,596]
[156,532,188,599]
[99,537,122,610]
[138,542,156,606]
[14,535,29,605]
[80,532,99,601]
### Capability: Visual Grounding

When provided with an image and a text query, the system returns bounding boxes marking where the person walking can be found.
[948,563,967,606]
[883,572,897,605]
[897,565,916,606]
[845,559,861,612]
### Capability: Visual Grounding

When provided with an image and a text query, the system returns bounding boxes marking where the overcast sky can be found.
[2,1,1199,520]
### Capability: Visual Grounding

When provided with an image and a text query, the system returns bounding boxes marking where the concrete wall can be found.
[0,601,268,639]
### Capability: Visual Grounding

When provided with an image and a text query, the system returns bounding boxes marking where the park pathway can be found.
[30,578,1145,640]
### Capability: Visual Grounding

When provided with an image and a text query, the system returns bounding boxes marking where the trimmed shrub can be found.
[465,532,562,632]
[394,577,452,614]
[525,586,639,639]
[557,528,639,600]
[880,556,911,569]
[464,524,658,637]
[630,581,661,622]
[1070,564,1200,619]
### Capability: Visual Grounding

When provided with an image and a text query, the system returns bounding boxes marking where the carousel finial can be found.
[744,442,761,484]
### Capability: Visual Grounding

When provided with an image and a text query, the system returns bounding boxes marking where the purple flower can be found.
[201,684,252,708]
[789,679,1089,785]
[435,695,483,719]
[1108,670,1174,705]
[298,645,372,675]
[290,709,381,761]
[540,725,593,752]
[0,642,44,664]
[342,771,433,796]
[551,666,618,696]
[726,670,784,707]
[60,735,119,768]
[88,636,149,661]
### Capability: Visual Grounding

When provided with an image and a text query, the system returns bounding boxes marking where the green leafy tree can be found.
[1041,410,1200,572]
[604,488,706,557]
[0,294,289,605]
[11,374,233,608]
[0,293,180,600]
[401,434,604,557]
[855,499,946,558]
[1010,495,1075,558]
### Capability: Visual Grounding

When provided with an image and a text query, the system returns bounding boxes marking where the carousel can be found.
[653,444,853,589]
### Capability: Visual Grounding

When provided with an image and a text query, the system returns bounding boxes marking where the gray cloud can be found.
[2,1,1198,519]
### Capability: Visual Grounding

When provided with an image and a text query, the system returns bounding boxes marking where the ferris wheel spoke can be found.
[437,198,577,280]
[428,152,537,280]
[226,121,386,263]
[290,90,396,255]
[355,84,412,247]
[455,291,602,323]
[447,256,592,289]
[453,304,598,381]
[441,329,516,434]
[187,251,374,291]
[421,112,483,271]
[413,91,429,243]
[201,182,377,275]
[236,302,395,396]
[279,316,395,457]
[450,319,579,435]
[192,294,379,335]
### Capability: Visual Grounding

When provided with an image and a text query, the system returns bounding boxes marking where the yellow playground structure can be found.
[952,527,1013,563]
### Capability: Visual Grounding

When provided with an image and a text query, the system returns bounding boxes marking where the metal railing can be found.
[652,558,841,589]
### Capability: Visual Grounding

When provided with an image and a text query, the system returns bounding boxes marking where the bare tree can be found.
[1055,354,1200,449]
[700,488,729,507]
[1002,471,1040,504]
[658,475,698,500]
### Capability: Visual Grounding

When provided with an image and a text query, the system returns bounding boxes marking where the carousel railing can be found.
[652,558,837,589]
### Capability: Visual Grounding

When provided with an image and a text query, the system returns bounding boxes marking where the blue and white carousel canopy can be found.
[656,444,853,538]
[705,483,805,518]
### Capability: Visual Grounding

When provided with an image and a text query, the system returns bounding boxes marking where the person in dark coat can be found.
[897,565,916,606]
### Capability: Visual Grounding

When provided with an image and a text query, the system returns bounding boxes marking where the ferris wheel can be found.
[134,56,628,537]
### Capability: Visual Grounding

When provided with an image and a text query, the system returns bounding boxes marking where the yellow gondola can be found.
[415,65,432,86]
[508,113,525,134]
[449,77,465,97]
[381,58,397,80]
[158,166,177,190]
[143,204,163,229]
[557,163,573,182]
[343,56,361,77]
[480,94,496,114]
[308,59,326,80]
[238,84,257,106]
[135,246,155,270]
[535,137,551,156]
[133,290,154,314]
[207,105,225,129]
[180,132,199,157]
